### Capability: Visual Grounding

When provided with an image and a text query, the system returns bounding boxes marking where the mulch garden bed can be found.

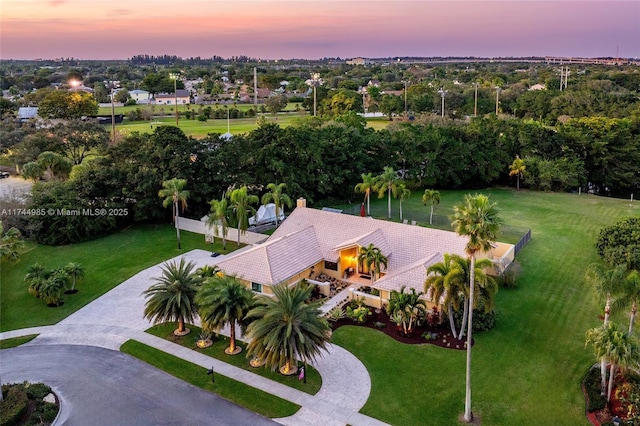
[331,309,472,350]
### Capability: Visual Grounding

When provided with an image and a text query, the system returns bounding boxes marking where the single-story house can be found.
[215,199,515,310]
[155,89,190,105]
[129,89,151,103]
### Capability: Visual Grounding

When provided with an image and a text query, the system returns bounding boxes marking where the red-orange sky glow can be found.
[1,0,638,60]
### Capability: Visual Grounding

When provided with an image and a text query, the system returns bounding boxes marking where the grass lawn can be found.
[97,102,304,116]
[120,339,299,419]
[0,334,38,349]
[147,322,321,395]
[0,224,234,332]
[332,188,638,425]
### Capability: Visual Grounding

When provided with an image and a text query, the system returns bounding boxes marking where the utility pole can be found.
[402,80,408,117]
[495,86,501,114]
[438,88,447,118]
[473,82,478,117]
[254,67,257,107]
[110,83,116,143]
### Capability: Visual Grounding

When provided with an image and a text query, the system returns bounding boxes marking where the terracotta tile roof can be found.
[333,229,392,257]
[215,226,323,285]
[374,253,445,302]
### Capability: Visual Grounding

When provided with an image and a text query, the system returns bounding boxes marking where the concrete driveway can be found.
[0,345,277,426]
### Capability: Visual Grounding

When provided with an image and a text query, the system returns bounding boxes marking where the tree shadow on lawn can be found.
[330,309,472,350]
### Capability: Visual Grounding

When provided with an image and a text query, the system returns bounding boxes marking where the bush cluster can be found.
[583,366,607,412]
[0,382,58,426]
[0,385,28,426]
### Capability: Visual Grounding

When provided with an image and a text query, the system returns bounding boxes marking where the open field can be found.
[334,188,638,425]
[97,102,303,116]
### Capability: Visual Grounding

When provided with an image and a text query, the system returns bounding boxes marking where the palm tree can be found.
[426,253,468,339]
[0,222,25,263]
[25,263,48,298]
[261,182,292,227]
[422,189,441,225]
[373,166,399,219]
[614,269,640,335]
[245,282,331,375]
[63,262,85,293]
[451,193,502,423]
[158,178,189,250]
[357,243,388,285]
[397,182,411,222]
[207,196,231,250]
[354,172,375,216]
[229,186,259,247]
[386,286,427,335]
[143,258,202,335]
[586,322,640,401]
[196,265,220,279]
[509,155,526,190]
[195,274,254,355]
[585,263,628,394]
[40,268,68,306]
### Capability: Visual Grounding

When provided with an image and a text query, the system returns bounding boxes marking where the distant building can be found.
[18,107,38,122]
[528,84,546,91]
[347,57,369,66]
[154,89,190,105]
[129,89,151,103]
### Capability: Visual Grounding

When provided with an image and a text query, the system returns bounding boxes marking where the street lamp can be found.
[438,88,448,118]
[170,73,180,126]
[495,86,501,115]
[306,73,322,117]
[108,80,119,144]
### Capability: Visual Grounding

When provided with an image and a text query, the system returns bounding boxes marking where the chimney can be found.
[296,198,307,208]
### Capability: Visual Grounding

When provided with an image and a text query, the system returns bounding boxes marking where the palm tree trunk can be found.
[366,192,370,215]
[607,364,616,401]
[237,228,241,247]
[629,302,637,335]
[400,201,403,221]
[464,254,476,423]
[459,297,469,339]
[430,205,434,225]
[448,304,458,339]
[178,316,185,333]
[229,319,236,353]
[387,187,391,218]
[174,201,182,250]
[601,297,610,393]
[274,204,279,227]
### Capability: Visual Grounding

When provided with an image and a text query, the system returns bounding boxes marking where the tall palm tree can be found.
[397,182,411,222]
[245,282,331,374]
[196,274,254,355]
[143,258,202,335]
[509,155,526,190]
[373,166,399,219]
[354,172,375,216]
[357,243,388,285]
[586,322,640,401]
[261,182,292,227]
[229,186,259,247]
[25,263,48,298]
[63,262,85,292]
[1,221,25,263]
[158,178,189,250]
[207,196,231,250]
[614,269,640,335]
[585,263,628,393]
[422,189,441,225]
[451,193,502,423]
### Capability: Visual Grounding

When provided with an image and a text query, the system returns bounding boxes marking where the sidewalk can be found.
[0,249,389,426]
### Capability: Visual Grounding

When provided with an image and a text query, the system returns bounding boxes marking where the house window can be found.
[324,261,338,271]
[251,282,263,293]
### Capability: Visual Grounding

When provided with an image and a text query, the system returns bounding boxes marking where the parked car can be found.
[0,171,10,178]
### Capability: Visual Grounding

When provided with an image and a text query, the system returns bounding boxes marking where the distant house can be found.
[154,89,190,105]
[129,89,151,103]
[347,57,368,65]
[18,107,38,122]
[368,80,381,87]
[528,84,546,91]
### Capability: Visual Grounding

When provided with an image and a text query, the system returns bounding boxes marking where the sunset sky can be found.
[1,0,639,60]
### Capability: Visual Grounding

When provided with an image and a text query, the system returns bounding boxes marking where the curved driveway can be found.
[0,344,276,426]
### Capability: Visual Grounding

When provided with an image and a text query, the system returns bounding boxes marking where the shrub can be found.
[422,332,439,341]
[346,305,371,324]
[0,384,29,426]
[583,366,607,412]
[327,306,345,322]
[373,321,386,328]
[453,308,497,333]
[499,261,522,289]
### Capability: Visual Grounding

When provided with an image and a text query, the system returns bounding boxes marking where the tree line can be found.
[2,111,639,245]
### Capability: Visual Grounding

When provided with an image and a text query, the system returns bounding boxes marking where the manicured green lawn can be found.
[120,340,299,418]
[0,224,233,332]
[0,334,38,349]
[333,188,638,425]
[147,323,322,395]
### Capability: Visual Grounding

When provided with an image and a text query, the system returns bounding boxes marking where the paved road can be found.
[0,344,277,426]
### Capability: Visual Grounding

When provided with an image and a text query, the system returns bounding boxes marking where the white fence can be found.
[177,217,269,245]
